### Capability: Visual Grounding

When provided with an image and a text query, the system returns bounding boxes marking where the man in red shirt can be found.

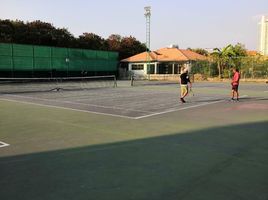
[231,68,240,101]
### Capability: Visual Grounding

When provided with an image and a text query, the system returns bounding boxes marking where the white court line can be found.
[134,95,249,119]
[0,95,249,120]
[5,94,151,114]
[134,100,225,119]
[0,141,10,148]
[0,98,136,119]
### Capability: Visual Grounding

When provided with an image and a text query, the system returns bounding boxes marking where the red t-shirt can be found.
[232,72,240,85]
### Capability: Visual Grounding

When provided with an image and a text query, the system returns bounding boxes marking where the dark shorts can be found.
[232,85,239,91]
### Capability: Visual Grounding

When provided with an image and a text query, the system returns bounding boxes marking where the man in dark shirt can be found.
[180,68,192,103]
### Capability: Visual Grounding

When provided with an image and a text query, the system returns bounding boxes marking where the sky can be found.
[1,0,268,51]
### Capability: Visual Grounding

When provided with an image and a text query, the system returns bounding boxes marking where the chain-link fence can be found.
[191,57,268,80]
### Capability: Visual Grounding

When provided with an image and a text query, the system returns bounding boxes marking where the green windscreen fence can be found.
[34,58,51,71]
[0,44,12,71]
[13,44,33,57]
[34,46,51,58]
[0,43,12,56]
[0,57,12,70]
[0,43,118,77]
[13,57,33,70]
[52,47,68,58]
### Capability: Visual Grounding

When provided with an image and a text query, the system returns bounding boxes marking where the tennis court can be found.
[0,80,268,200]
[1,79,266,119]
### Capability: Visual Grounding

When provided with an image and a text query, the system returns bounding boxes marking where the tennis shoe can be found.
[180,98,186,103]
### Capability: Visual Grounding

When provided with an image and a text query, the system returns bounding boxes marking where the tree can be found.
[232,43,247,57]
[107,34,122,51]
[0,19,27,43]
[119,36,146,60]
[230,43,247,71]
[77,32,108,50]
[52,27,75,47]
[0,19,75,47]
[26,20,54,45]
[187,48,209,56]
[211,44,235,78]
[107,35,146,60]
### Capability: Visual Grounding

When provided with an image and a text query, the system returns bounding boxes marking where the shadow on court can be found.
[1,121,268,200]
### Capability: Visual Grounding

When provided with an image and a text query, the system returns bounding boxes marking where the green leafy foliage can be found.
[211,44,247,78]
[192,44,267,79]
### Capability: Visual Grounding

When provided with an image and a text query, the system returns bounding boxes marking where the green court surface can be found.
[0,81,268,200]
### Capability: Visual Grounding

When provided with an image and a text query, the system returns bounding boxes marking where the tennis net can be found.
[130,75,178,87]
[0,75,117,94]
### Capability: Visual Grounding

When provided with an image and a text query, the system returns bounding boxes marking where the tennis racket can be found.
[189,87,194,96]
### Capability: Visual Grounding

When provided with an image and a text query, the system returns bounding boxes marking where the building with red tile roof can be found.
[120,47,208,79]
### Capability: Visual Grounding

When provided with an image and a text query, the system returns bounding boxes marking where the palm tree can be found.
[211,44,235,78]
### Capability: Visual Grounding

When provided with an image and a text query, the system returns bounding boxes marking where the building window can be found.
[175,63,183,74]
[147,64,155,74]
[158,63,172,74]
[132,64,144,70]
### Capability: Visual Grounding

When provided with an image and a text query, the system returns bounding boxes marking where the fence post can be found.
[32,45,34,78]
[11,44,14,78]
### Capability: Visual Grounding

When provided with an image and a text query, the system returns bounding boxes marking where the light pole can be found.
[144,6,151,80]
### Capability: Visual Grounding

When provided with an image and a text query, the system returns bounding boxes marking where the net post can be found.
[11,44,14,78]
[113,75,117,88]
[131,75,134,86]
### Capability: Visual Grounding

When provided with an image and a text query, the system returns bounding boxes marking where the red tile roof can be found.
[247,50,259,56]
[121,48,208,62]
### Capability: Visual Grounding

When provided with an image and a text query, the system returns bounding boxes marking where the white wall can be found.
[128,63,146,76]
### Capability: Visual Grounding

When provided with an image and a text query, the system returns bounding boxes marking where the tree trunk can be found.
[217,61,221,79]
